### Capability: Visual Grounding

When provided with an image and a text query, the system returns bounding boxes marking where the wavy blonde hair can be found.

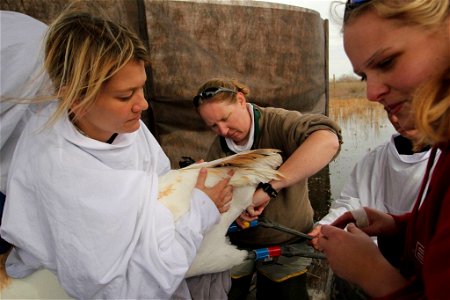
[413,71,450,149]
[44,8,149,125]
[343,0,449,29]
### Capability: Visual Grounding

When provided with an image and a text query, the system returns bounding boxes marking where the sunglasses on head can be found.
[344,0,372,21]
[346,0,371,10]
[193,87,237,108]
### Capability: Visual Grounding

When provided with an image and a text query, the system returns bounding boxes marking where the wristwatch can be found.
[257,182,278,199]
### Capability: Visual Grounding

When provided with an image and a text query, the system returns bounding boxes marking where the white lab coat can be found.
[319,134,434,224]
[1,104,220,299]
[0,11,50,194]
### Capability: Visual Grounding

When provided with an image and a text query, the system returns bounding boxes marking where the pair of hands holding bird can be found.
[194,166,270,219]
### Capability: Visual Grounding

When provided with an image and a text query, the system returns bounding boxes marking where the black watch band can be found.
[257,182,278,199]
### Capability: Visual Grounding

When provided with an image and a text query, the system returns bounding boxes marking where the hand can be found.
[307,225,323,250]
[331,207,398,237]
[247,188,271,216]
[195,168,234,213]
[235,188,271,227]
[235,209,258,228]
[318,224,380,279]
[318,224,407,297]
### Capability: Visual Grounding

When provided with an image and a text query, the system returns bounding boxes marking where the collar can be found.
[220,103,261,154]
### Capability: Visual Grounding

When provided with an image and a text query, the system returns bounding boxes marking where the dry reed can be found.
[330,98,385,122]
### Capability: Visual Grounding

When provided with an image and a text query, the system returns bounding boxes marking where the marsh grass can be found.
[329,79,387,134]
[330,78,366,99]
[330,98,385,124]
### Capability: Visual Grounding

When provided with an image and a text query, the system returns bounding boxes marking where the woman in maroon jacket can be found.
[312,0,450,298]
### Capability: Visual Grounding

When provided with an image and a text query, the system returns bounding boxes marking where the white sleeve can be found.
[154,188,219,269]
[318,141,392,225]
[318,195,362,225]
[317,150,374,225]
[0,11,50,193]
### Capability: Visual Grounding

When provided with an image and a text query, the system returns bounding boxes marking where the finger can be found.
[219,202,231,213]
[222,195,233,208]
[244,208,259,220]
[252,204,266,214]
[246,205,263,217]
[250,211,262,218]
[235,218,245,228]
[330,211,356,229]
[346,223,359,232]
[221,184,233,196]
[319,224,341,238]
[246,206,256,215]
[240,214,253,221]
[223,169,234,185]
[309,237,321,250]
[350,208,369,228]
[219,188,233,206]
[225,193,233,202]
[240,211,255,221]
[195,168,207,189]
[236,216,256,228]
[317,226,337,251]
[215,175,233,191]
[345,223,367,237]
[244,215,258,222]
[308,225,322,237]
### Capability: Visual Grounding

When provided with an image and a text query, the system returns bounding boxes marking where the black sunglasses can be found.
[346,0,371,9]
[193,87,237,108]
[345,0,371,21]
[347,0,370,4]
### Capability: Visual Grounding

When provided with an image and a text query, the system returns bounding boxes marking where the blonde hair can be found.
[44,8,149,124]
[343,0,449,29]
[413,71,450,149]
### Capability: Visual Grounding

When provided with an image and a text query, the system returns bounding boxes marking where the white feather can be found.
[158,149,283,277]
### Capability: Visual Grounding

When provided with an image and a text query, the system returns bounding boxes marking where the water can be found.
[328,99,395,200]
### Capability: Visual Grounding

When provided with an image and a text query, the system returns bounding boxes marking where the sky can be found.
[254,0,355,78]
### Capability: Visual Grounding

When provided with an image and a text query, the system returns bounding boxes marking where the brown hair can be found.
[194,77,250,109]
